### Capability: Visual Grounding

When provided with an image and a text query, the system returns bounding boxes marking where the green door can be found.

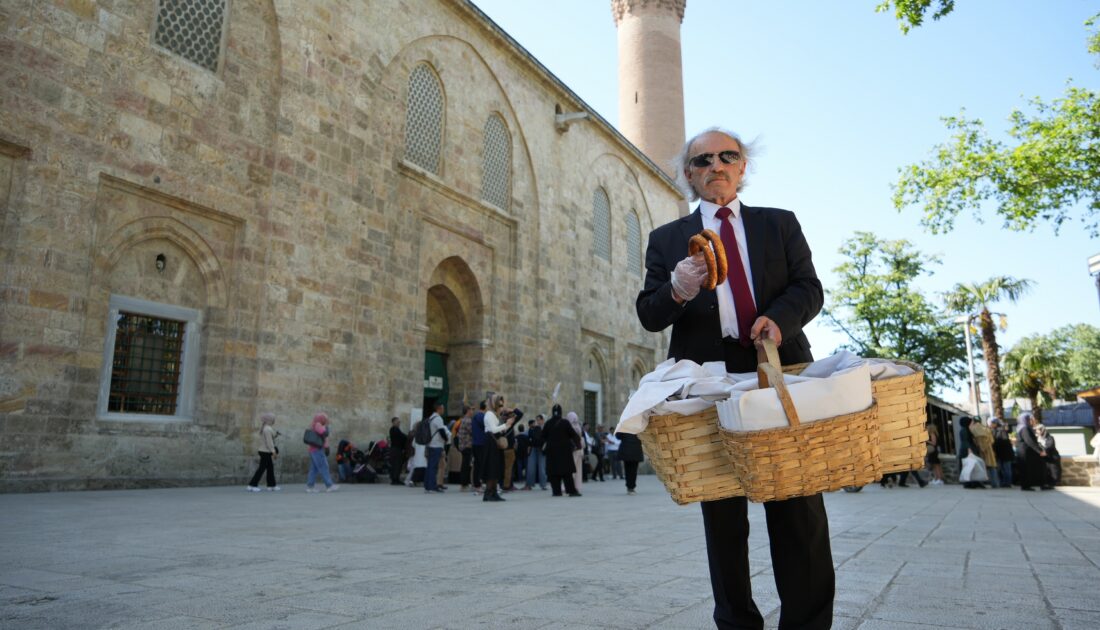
[423,351,448,411]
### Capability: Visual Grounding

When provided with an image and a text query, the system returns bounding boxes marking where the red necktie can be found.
[716,206,757,347]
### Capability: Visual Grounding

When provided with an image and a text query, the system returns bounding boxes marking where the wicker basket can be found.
[719,342,883,502]
[638,360,809,506]
[638,407,743,505]
[871,361,927,474]
[781,360,927,475]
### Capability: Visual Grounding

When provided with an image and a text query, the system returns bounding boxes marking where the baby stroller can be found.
[350,446,378,483]
[365,439,390,476]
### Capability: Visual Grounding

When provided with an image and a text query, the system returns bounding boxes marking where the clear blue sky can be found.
[472,0,1100,403]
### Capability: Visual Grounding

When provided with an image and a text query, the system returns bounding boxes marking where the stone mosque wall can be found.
[0,0,682,490]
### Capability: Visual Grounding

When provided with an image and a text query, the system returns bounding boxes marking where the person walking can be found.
[568,412,585,492]
[990,419,1015,488]
[636,128,832,629]
[925,420,945,485]
[481,394,516,502]
[456,406,474,492]
[957,417,986,489]
[470,401,487,495]
[617,431,644,495]
[543,405,580,497]
[388,417,407,485]
[590,425,606,482]
[424,401,450,494]
[524,414,548,490]
[970,417,998,487]
[605,429,622,480]
[1016,412,1047,491]
[247,412,281,492]
[305,412,338,493]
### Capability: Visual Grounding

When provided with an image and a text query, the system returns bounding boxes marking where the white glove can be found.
[670,254,709,302]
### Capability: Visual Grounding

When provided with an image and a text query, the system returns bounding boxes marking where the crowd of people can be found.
[878,412,1062,491]
[243,398,645,498]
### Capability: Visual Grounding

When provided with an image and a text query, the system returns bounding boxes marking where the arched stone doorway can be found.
[423,256,485,418]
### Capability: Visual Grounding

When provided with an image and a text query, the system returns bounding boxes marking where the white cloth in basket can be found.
[616,351,905,435]
[715,364,872,432]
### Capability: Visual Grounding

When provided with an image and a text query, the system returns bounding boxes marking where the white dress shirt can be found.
[698,199,757,340]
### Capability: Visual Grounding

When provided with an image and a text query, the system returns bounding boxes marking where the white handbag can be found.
[959,453,988,482]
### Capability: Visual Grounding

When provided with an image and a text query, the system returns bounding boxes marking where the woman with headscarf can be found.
[957,417,985,489]
[481,394,516,502]
[567,412,585,493]
[306,412,338,493]
[1034,423,1059,489]
[247,412,281,492]
[1016,412,1046,491]
[969,418,998,487]
[543,404,580,497]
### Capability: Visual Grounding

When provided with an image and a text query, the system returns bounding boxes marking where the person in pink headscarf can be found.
[306,412,338,493]
[567,412,585,493]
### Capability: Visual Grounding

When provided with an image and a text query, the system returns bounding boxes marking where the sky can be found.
[471,0,1100,404]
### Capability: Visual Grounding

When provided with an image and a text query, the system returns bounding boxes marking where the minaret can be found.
[611,0,686,178]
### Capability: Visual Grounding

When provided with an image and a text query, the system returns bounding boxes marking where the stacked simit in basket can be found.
[637,339,927,505]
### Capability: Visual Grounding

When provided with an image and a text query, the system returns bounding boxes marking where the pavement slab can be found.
[1,479,1099,628]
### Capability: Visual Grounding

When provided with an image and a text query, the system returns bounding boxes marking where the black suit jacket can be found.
[636,204,823,366]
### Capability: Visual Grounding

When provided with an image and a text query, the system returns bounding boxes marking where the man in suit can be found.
[636,128,833,630]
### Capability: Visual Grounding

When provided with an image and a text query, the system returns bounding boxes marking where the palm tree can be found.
[944,276,1034,419]
[1002,335,1071,422]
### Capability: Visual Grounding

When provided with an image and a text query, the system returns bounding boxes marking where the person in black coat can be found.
[1016,412,1048,491]
[636,128,831,630]
[543,404,580,497]
[387,417,407,485]
[616,432,644,495]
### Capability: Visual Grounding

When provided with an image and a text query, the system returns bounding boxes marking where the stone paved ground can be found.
[2,477,1099,629]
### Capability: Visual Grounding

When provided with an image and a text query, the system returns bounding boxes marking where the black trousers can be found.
[703,337,834,630]
[460,447,473,486]
[549,474,578,496]
[248,452,276,487]
[702,495,834,630]
[624,460,639,490]
[593,454,605,480]
[389,449,406,484]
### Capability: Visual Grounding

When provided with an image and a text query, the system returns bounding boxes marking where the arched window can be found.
[626,210,642,276]
[404,63,444,174]
[481,115,511,210]
[592,188,611,262]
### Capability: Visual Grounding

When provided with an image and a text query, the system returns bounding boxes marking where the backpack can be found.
[414,417,434,445]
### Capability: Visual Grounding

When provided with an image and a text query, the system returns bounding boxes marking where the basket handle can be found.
[756,339,801,427]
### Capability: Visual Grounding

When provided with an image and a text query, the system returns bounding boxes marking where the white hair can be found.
[671,127,758,201]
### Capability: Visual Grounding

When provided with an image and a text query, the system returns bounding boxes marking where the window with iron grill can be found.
[592,188,611,261]
[626,210,642,276]
[405,64,444,174]
[481,115,511,210]
[153,0,227,72]
[108,312,185,415]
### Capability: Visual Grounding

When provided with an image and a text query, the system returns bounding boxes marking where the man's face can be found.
[685,131,746,205]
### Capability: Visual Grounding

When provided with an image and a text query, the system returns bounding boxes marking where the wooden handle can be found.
[756,339,800,427]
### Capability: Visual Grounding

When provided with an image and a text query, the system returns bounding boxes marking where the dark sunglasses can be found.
[689,150,742,168]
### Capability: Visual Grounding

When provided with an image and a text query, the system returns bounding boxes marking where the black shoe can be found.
[485,493,505,502]
[1040,485,1054,490]
[551,492,563,497]
[1021,487,1035,491]
[567,492,582,497]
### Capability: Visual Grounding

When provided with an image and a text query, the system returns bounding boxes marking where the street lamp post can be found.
[1089,253,1100,312]
[955,314,980,415]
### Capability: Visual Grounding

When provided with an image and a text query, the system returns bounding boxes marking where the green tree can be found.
[889,16,1100,236]
[875,0,955,34]
[822,232,967,392]
[1050,323,1100,394]
[943,276,1034,419]
[1002,334,1072,422]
